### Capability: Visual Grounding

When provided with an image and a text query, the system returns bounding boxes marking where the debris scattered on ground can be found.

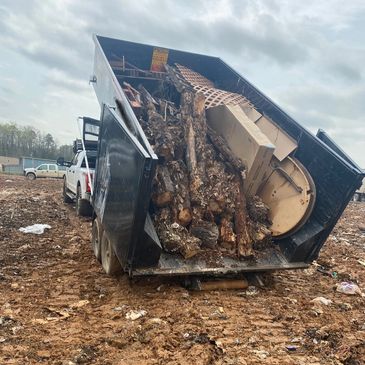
[69,300,90,309]
[336,281,362,295]
[113,305,127,312]
[358,259,365,267]
[286,345,298,351]
[125,309,147,321]
[310,297,333,306]
[18,223,51,234]
[244,286,259,296]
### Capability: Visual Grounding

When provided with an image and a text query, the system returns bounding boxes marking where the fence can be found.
[1,156,57,175]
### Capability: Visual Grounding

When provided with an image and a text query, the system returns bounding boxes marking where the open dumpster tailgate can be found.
[132,250,308,277]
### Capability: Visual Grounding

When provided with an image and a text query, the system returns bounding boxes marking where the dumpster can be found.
[89,35,364,276]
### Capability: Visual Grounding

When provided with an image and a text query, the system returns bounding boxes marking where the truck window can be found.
[71,153,79,166]
[81,153,97,168]
[37,164,47,171]
[49,165,56,170]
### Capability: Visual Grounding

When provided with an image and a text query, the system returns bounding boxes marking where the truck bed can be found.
[90,35,365,276]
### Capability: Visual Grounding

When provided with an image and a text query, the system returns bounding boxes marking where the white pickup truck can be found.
[354,177,365,202]
[24,163,66,180]
[62,149,97,216]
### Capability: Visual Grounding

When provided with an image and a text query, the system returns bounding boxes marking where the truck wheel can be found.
[101,231,121,275]
[76,185,92,216]
[63,178,73,203]
[91,217,102,262]
[26,173,36,181]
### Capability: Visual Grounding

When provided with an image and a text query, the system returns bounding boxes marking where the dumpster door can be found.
[93,104,158,270]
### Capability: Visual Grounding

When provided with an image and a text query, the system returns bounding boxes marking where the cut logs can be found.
[152,165,174,208]
[132,65,272,260]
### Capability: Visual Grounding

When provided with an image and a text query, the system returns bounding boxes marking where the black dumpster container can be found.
[90,35,364,276]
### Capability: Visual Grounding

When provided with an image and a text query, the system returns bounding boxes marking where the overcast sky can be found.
[0,0,364,166]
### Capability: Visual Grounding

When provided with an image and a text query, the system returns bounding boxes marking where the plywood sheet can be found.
[255,116,298,161]
[206,104,274,196]
[238,104,262,122]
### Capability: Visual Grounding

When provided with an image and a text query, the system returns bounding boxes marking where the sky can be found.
[0,0,364,167]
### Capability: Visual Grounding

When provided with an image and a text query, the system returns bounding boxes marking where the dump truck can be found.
[85,35,364,277]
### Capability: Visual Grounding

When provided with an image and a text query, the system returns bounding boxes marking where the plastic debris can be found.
[253,350,269,359]
[286,345,297,351]
[336,281,362,295]
[311,297,332,306]
[125,309,147,321]
[19,224,51,235]
[5,180,13,182]
[113,305,127,312]
[69,300,89,309]
[245,286,259,296]
[358,259,365,267]
[290,337,302,343]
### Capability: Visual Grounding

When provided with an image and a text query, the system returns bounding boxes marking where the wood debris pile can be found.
[131,68,272,259]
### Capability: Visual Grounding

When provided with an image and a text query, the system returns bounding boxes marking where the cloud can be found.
[0,0,364,166]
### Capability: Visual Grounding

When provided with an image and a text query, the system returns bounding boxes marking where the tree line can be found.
[0,122,74,160]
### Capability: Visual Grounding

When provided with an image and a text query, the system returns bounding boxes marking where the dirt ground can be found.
[0,174,364,365]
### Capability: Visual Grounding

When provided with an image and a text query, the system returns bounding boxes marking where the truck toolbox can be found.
[90,35,364,276]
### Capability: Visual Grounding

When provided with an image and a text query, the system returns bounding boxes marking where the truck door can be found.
[67,153,79,191]
[48,164,58,178]
[36,164,48,178]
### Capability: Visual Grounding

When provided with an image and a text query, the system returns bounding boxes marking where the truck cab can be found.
[62,149,97,216]
[60,117,100,216]
[24,163,66,180]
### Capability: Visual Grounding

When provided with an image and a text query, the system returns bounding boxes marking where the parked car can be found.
[24,164,66,180]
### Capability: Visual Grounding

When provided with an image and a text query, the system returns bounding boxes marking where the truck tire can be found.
[101,231,121,275]
[26,173,36,181]
[91,217,102,262]
[75,185,92,216]
[63,178,73,204]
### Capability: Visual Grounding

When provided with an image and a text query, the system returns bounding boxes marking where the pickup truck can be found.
[62,149,96,216]
[24,164,66,180]
[354,178,365,202]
